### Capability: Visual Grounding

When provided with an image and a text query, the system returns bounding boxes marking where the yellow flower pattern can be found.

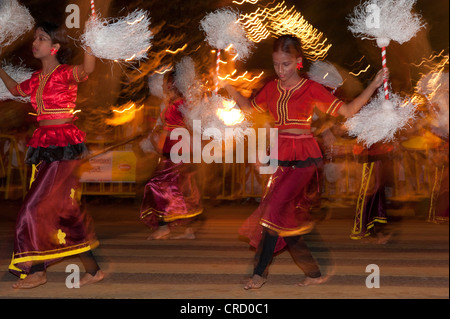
[57,229,67,245]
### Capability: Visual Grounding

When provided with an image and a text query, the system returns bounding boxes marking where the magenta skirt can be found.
[140,159,203,229]
[239,165,317,252]
[9,160,97,278]
[239,134,322,252]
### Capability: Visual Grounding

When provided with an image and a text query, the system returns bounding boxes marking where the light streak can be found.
[218,70,264,82]
[233,0,259,4]
[238,1,331,60]
[166,43,188,54]
[154,65,173,75]
[107,102,144,126]
[127,15,145,25]
[349,64,371,77]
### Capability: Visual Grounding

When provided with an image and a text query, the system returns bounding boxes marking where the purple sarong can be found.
[140,159,203,229]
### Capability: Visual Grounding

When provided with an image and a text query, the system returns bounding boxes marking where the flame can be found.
[216,100,245,126]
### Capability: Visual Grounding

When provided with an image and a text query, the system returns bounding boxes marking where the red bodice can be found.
[251,78,344,130]
[16,64,88,122]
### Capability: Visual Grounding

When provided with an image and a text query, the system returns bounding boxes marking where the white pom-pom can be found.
[308,60,344,90]
[174,57,202,105]
[376,37,391,48]
[180,94,252,142]
[139,137,155,153]
[418,72,449,136]
[0,0,35,47]
[0,61,33,102]
[200,8,253,61]
[345,88,417,147]
[148,72,164,99]
[348,0,425,47]
[381,99,394,110]
[80,9,152,62]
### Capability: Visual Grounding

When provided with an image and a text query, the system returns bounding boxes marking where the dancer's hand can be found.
[371,68,388,89]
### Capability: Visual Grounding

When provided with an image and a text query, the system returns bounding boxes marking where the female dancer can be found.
[0,21,103,288]
[223,35,386,289]
[140,71,203,240]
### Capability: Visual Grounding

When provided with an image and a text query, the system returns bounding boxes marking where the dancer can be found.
[0,21,103,288]
[350,142,394,243]
[427,139,449,224]
[140,71,203,240]
[223,35,386,289]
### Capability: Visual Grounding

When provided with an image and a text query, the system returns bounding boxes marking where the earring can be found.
[296,61,303,70]
[50,48,58,56]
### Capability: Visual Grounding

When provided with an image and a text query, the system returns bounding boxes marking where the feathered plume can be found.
[148,72,164,99]
[0,61,33,102]
[0,0,34,47]
[80,9,152,63]
[308,60,344,90]
[348,0,425,48]
[200,8,253,61]
[417,71,449,136]
[345,87,417,147]
[174,56,202,105]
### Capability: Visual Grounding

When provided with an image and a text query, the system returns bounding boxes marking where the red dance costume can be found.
[239,78,344,252]
[9,64,97,278]
[140,99,203,229]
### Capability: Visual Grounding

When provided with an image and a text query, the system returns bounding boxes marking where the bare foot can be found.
[298,275,328,287]
[79,270,104,287]
[171,228,196,240]
[244,274,267,290]
[376,232,392,245]
[12,271,47,289]
[147,225,170,240]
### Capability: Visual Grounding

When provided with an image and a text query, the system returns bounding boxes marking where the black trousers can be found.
[253,228,321,278]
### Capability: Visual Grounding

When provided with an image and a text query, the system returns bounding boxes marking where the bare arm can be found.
[0,67,20,96]
[150,125,168,155]
[337,69,386,118]
[76,46,96,78]
[223,83,253,113]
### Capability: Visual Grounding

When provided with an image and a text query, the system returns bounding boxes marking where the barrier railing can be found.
[0,134,27,199]
[0,132,444,206]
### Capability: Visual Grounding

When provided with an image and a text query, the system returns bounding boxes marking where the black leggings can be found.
[29,250,100,276]
[253,228,321,278]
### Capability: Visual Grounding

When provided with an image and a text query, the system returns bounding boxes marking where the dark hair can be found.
[35,21,72,64]
[273,34,304,59]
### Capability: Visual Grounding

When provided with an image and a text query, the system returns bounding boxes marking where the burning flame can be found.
[216,99,245,126]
